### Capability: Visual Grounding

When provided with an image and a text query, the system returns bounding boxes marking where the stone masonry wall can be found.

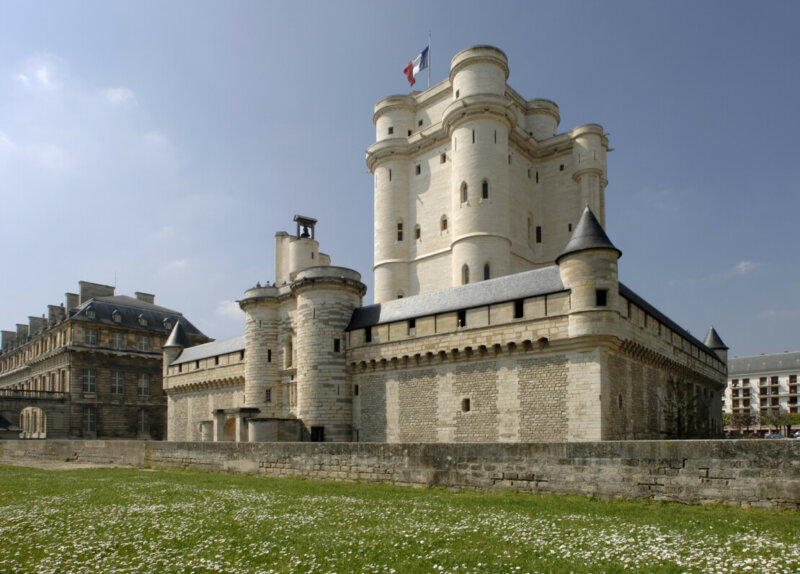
[2,439,798,510]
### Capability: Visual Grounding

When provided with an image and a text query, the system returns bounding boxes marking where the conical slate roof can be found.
[556,206,621,263]
[164,321,190,349]
[703,326,728,350]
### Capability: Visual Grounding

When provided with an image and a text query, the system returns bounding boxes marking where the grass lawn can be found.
[0,464,797,573]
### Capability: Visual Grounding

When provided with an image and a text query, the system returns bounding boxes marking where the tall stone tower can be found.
[238,215,366,441]
[367,45,610,303]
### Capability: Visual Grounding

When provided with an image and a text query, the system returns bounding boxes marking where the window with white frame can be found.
[111,371,124,395]
[112,332,123,348]
[138,336,149,351]
[82,368,96,393]
[85,329,97,345]
[137,373,150,397]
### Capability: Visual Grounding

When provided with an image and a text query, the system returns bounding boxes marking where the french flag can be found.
[403,46,429,87]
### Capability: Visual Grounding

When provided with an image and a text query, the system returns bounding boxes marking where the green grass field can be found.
[0,464,797,573]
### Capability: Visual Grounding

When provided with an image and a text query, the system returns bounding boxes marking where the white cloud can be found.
[35,65,51,87]
[731,260,756,275]
[216,300,242,320]
[14,74,30,86]
[105,87,136,105]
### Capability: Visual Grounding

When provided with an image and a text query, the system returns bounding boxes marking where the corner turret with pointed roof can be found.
[704,326,728,363]
[556,205,621,264]
[164,321,190,349]
[163,321,190,377]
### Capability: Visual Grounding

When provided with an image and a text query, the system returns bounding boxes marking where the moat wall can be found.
[2,439,798,510]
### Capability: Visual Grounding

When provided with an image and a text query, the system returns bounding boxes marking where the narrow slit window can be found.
[415,164,421,175]
[482,180,489,199]
[596,289,608,307]
[535,171,539,183]
[397,222,403,241]
[483,263,490,281]
[440,153,446,164]
[461,182,468,203]
[462,265,470,285]
[536,226,542,243]
[415,225,421,240]
[365,328,372,343]
[267,349,271,363]
[408,318,416,336]
[441,216,448,231]
[333,338,341,353]
[462,398,471,412]
[388,126,393,135]
[472,129,475,143]
[457,310,466,327]
[514,299,524,319]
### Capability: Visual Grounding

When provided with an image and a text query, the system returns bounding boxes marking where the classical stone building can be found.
[724,350,800,430]
[0,281,208,439]
[163,46,727,443]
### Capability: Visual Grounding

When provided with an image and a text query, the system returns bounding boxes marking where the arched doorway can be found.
[20,406,46,439]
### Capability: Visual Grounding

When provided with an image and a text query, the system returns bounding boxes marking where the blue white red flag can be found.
[403,46,429,87]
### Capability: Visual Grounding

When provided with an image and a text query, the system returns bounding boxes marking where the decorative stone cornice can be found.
[441,94,517,135]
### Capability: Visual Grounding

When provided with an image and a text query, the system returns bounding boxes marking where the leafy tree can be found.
[730,413,756,434]
[788,413,800,435]
[760,410,789,434]
[722,412,732,429]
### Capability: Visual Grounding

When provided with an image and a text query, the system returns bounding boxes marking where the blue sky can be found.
[0,1,798,358]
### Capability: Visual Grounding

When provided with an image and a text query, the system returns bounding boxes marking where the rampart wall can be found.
[2,439,798,510]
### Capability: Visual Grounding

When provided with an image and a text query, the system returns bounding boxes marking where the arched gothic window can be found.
[462,264,470,285]
[483,263,491,281]
[461,182,468,203]
[482,180,489,200]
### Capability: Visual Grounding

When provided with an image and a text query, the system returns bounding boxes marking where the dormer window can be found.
[137,314,148,327]
[111,310,122,323]
[86,307,96,320]
[162,318,172,330]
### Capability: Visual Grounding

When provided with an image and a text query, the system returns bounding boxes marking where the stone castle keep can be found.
[162,46,728,443]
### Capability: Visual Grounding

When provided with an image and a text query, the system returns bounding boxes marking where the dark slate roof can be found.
[164,322,191,348]
[728,351,800,376]
[347,265,565,330]
[618,283,716,357]
[69,295,207,338]
[703,326,728,350]
[172,335,246,365]
[556,206,621,263]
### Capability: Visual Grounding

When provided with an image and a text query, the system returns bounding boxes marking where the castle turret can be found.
[163,322,189,377]
[292,266,366,441]
[371,97,414,302]
[239,285,280,409]
[703,326,728,363]
[443,46,516,287]
[557,206,621,338]
[571,125,608,227]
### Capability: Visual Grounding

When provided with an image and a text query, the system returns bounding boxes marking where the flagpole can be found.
[427,32,431,89]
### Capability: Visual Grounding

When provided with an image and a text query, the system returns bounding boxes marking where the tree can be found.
[788,413,800,435]
[730,413,756,434]
[760,410,789,434]
[661,377,710,439]
[722,412,732,429]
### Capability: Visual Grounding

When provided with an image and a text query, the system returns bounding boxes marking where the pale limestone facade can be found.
[163,46,726,444]
[369,46,607,303]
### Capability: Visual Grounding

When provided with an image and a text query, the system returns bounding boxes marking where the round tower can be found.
[239,286,280,409]
[443,46,516,286]
[556,206,621,338]
[571,124,608,227]
[527,99,560,140]
[162,322,189,378]
[292,267,366,442]
[370,96,414,302]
